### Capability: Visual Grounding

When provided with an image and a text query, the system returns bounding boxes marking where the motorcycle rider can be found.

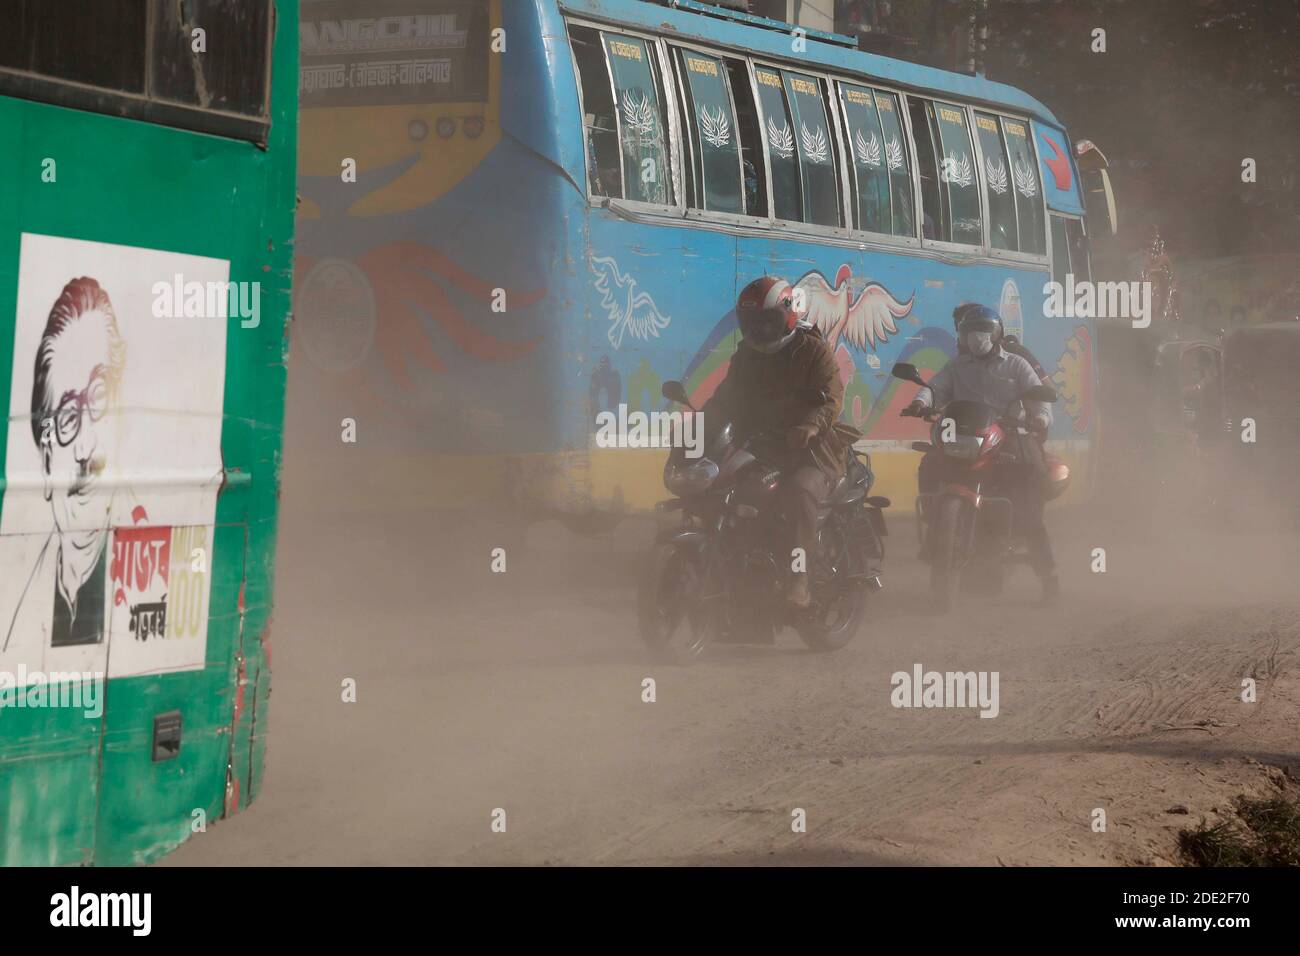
[920,302,1052,495]
[703,276,857,609]
[952,300,1052,380]
[903,304,1060,601]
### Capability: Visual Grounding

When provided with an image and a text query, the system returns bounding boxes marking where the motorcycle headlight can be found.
[664,458,719,496]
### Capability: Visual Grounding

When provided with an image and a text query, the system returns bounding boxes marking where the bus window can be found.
[0,0,147,93]
[150,0,272,115]
[1051,215,1091,283]
[781,71,842,228]
[569,26,673,205]
[569,25,623,200]
[1068,218,1091,282]
[1050,215,1070,285]
[603,34,673,206]
[1002,118,1046,254]
[975,112,1018,251]
[672,48,743,215]
[908,98,947,242]
[724,59,768,217]
[0,0,273,141]
[874,91,915,238]
[752,65,802,222]
[837,82,892,235]
[932,102,982,246]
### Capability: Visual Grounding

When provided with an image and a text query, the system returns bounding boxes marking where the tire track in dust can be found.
[581,606,1300,864]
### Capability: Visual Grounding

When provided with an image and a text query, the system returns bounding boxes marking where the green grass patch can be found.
[1179,795,1300,867]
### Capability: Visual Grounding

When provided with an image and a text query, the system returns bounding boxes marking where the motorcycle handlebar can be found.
[900,404,940,422]
[903,402,1046,432]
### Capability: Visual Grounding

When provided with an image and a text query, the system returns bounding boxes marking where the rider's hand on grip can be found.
[901,401,926,418]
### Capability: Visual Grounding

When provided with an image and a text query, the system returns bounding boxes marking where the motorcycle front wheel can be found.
[637,541,718,664]
[930,495,969,612]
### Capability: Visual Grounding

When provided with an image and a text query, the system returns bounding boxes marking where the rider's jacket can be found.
[916,344,1053,430]
[957,332,1047,379]
[1002,334,1050,382]
[704,326,855,480]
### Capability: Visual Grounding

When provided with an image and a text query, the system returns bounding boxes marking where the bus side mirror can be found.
[1076,140,1117,238]
[1083,168,1117,238]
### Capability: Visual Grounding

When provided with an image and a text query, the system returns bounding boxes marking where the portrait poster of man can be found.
[0,234,229,685]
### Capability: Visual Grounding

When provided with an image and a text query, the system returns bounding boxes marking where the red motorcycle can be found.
[892,362,1067,610]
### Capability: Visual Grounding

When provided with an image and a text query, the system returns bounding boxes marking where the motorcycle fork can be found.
[918,485,981,565]
[953,494,980,571]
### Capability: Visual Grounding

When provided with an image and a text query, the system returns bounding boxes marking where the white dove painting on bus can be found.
[591,255,672,349]
[792,265,916,386]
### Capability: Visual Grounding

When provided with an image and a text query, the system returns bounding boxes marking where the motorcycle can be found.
[638,381,888,663]
[891,362,1066,610]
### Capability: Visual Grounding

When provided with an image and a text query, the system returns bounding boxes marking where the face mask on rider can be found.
[747,312,790,353]
[966,331,994,356]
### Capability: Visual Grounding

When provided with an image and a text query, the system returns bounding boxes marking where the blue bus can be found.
[294,0,1115,519]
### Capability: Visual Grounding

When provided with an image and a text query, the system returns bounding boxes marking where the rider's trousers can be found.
[785,466,832,573]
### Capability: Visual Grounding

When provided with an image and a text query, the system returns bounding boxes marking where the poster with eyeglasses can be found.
[0,233,228,685]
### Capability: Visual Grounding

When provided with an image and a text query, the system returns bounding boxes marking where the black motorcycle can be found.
[638,381,888,663]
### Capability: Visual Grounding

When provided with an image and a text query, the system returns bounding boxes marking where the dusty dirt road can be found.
[164,420,1300,865]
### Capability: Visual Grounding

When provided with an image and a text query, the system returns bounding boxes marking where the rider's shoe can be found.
[786,574,812,609]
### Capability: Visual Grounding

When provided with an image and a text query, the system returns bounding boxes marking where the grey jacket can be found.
[915,345,1052,429]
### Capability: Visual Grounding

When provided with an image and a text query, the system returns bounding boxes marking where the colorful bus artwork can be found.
[292,0,1109,521]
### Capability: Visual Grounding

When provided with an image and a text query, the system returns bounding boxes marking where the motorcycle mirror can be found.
[661,380,695,410]
[1022,384,1058,403]
[890,362,926,387]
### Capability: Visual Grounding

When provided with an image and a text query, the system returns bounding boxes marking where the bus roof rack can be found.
[645,0,859,49]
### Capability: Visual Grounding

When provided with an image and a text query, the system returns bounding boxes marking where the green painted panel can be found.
[0,667,101,866]
[0,0,298,865]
